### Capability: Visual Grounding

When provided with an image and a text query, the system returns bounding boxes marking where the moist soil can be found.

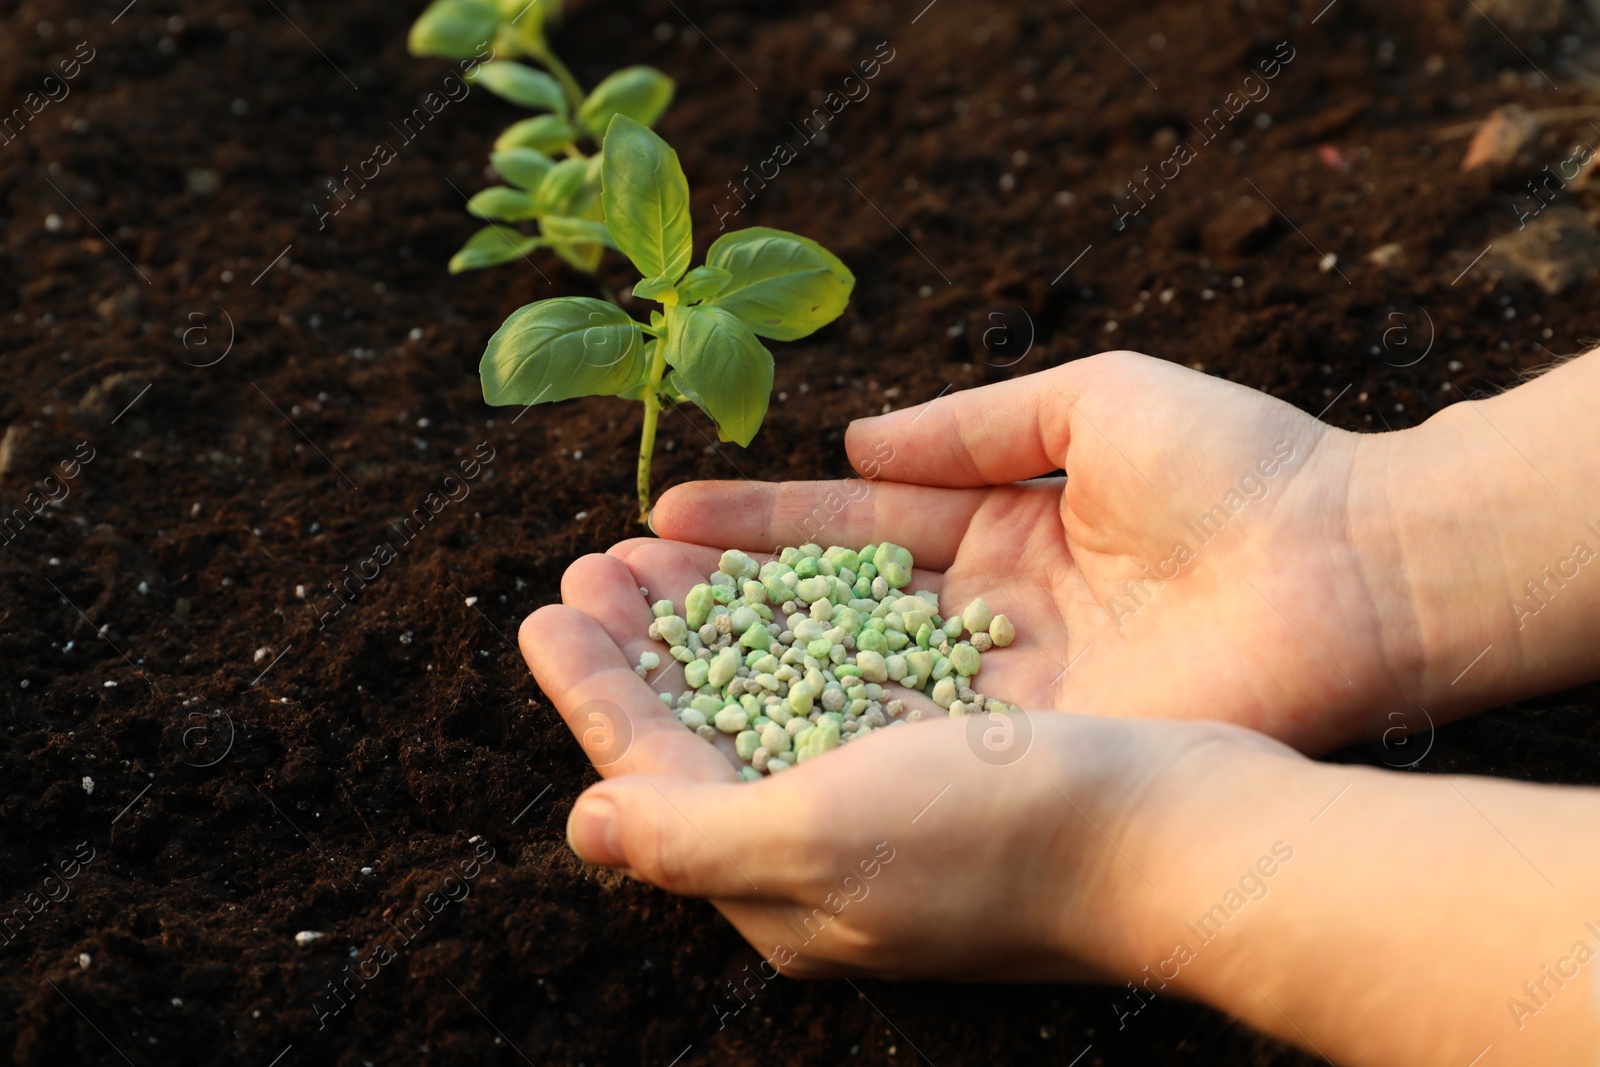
[4,0,1600,1063]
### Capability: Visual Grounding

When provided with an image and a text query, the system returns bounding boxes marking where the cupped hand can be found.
[519,577,1294,981]
[646,350,1428,753]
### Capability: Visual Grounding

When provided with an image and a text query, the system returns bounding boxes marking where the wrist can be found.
[1363,381,1600,719]
[1343,420,1483,714]
[1039,720,1314,999]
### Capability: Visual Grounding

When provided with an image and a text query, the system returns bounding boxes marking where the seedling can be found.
[640,543,1020,779]
[407,0,675,275]
[478,116,855,522]
[447,61,673,275]
[408,0,582,104]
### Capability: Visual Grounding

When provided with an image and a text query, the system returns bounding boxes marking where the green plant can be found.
[408,0,579,102]
[478,117,855,523]
[406,0,675,276]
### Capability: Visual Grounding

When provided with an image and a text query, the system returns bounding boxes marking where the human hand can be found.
[523,569,1600,1066]
[521,350,1600,1067]
[645,350,1427,753]
[519,574,1292,982]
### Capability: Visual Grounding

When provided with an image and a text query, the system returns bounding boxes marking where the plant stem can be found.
[636,342,668,524]
[538,47,587,110]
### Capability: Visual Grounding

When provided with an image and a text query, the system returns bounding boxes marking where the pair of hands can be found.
[523,350,1450,980]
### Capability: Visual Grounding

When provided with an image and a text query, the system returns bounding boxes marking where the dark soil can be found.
[4,0,1600,1063]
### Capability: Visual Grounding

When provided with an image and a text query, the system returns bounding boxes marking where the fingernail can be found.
[645,508,657,535]
[567,796,624,867]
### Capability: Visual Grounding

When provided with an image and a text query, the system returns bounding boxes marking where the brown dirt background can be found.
[3,0,1600,1063]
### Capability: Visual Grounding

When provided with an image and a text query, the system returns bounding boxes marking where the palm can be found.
[645,353,1420,752]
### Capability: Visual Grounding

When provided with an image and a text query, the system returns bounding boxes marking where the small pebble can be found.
[295,931,325,946]
[646,543,1023,776]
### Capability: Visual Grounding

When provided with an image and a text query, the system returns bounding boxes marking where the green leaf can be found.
[481,297,647,406]
[632,275,677,302]
[450,225,541,274]
[601,115,693,282]
[548,241,602,273]
[540,216,614,247]
[578,154,606,220]
[497,0,554,23]
[490,147,555,191]
[533,158,592,216]
[467,186,541,222]
[706,227,855,341]
[540,215,613,273]
[469,61,567,114]
[663,304,773,447]
[678,265,732,304]
[577,66,676,139]
[408,0,500,58]
[494,115,579,155]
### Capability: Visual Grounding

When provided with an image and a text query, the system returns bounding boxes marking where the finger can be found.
[606,537,731,614]
[559,552,683,687]
[559,551,752,765]
[566,774,801,900]
[650,480,987,572]
[843,357,1120,486]
[519,604,733,781]
[560,551,655,650]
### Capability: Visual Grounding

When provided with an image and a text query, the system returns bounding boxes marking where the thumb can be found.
[567,776,776,899]
[844,357,1117,487]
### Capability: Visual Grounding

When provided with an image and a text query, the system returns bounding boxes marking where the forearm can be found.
[1117,745,1600,1065]
[1357,349,1600,718]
